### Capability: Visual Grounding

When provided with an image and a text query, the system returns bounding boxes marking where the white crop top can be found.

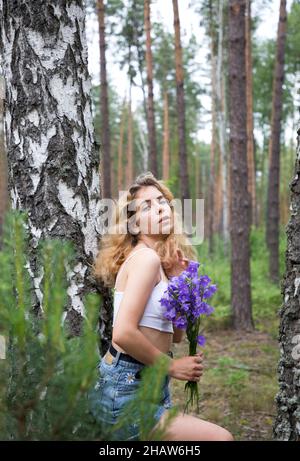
[112,247,174,334]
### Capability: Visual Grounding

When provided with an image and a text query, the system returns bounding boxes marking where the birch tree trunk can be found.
[0,74,9,248]
[0,0,111,344]
[273,109,300,441]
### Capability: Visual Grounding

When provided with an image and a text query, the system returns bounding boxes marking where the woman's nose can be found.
[156,203,164,215]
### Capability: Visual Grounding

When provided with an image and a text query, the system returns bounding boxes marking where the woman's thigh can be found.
[150,410,234,441]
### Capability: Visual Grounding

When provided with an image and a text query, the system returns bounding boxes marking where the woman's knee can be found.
[152,411,234,441]
[218,427,234,441]
[194,421,234,442]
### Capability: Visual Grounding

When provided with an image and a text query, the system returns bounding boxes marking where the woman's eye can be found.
[142,198,168,211]
[160,198,169,205]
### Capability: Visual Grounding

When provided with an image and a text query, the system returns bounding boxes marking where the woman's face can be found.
[133,186,173,236]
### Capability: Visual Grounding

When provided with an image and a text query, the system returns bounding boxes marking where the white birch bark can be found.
[273,110,300,441]
[0,0,105,335]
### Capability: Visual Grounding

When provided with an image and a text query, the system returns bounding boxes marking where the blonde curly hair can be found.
[92,171,198,288]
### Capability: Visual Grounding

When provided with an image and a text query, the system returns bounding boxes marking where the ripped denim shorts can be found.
[87,345,174,441]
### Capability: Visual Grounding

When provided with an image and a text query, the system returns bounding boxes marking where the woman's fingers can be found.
[195,351,204,359]
[195,368,204,378]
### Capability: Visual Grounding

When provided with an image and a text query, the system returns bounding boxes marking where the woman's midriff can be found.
[113,248,173,357]
[111,326,173,356]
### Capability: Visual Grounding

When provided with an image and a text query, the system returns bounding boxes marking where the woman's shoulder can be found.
[124,247,161,277]
[127,246,161,266]
[124,247,161,288]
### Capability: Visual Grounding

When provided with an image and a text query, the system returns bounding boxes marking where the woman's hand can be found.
[167,249,189,278]
[168,352,204,381]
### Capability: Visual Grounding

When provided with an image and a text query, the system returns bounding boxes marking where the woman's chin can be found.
[159,222,173,235]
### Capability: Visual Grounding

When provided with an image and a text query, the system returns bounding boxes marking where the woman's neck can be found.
[136,237,158,251]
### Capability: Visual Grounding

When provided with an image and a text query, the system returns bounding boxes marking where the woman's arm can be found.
[113,250,173,369]
[172,311,186,343]
[172,326,185,343]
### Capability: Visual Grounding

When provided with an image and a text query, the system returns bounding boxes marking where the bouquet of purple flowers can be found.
[159,260,217,414]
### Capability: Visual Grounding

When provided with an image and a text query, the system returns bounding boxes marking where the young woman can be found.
[89,171,234,441]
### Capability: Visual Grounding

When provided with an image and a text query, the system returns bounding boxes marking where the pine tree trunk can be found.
[216,0,229,246]
[245,0,257,227]
[0,0,112,347]
[209,0,217,255]
[215,154,223,234]
[162,90,170,181]
[144,0,158,177]
[132,0,149,169]
[126,85,133,186]
[97,0,111,199]
[172,0,190,202]
[195,151,201,200]
[228,0,254,331]
[118,97,126,192]
[259,133,268,227]
[266,0,287,284]
[273,113,300,441]
[110,138,116,199]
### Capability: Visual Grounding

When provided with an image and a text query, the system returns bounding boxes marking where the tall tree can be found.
[0,0,109,342]
[151,22,176,182]
[245,0,257,227]
[118,96,127,191]
[162,90,170,181]
[266,0,287,283]
[144,0,158,177]
[198,0,230,246]
[216,0,230,246]
[272,95,300,442]
[126,84,134,186]
[208,0,217,255]
[172,0,190,202]
[228,0,254,330]
[97,0,111,198]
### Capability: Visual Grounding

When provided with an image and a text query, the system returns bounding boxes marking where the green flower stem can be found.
[184,317,201,414]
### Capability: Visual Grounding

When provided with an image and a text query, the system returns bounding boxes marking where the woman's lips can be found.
[159,216,170,223]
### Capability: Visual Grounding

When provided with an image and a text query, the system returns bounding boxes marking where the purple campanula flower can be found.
[158,259,217,413]
[174,316,188,329]
[196,335,206,347]
[187,260,200,274]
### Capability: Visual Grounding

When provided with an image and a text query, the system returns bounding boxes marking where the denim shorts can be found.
[87,348,173,441]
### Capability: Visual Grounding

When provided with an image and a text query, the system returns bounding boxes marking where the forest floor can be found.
[169,314,280,441]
